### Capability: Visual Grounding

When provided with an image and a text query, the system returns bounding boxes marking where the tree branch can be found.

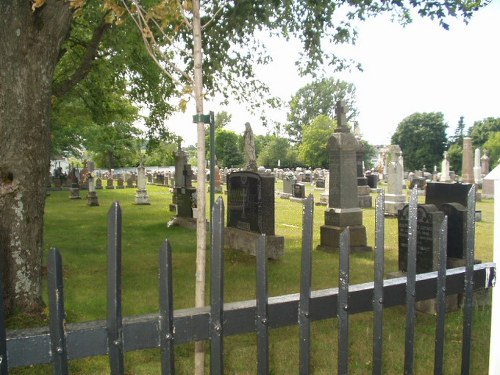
[52,19,111,98]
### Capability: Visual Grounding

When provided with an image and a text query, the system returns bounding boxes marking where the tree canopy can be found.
[286,78,357,144]
[298,115,336,168]
[391,112,448,171]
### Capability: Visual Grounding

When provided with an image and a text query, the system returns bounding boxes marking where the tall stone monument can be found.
[135,158,150,205]
[461,137,474,183]
[319,101,371,252]
[439,151,451,182]
[474,148,482,184]
[481,150,490,177]
[86,161,99,206]
[243,122,258,172]
[384,145,406,215]
[356,138,372,208]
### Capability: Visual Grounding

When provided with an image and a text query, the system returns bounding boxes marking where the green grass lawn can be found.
[10,182,495,374]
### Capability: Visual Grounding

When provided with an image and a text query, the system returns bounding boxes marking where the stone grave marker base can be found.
[224,227,284,260]
[317,224,371,252]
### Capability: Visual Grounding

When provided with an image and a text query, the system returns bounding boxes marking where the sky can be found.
[164,2,500,147]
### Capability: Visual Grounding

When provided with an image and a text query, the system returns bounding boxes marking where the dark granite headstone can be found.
[440,202,467,260]
[175,187,196,218]
[315,178,325,188]
[293,183,305,198]
[367,173,378,189]
[283,178,294,195]
[106,178,114,189]
[116,177,124,189]
[425,182,473,209]
[95,178,103,190]
[409,177,426,190]
[398,204,444,273]
[227,171,275,235]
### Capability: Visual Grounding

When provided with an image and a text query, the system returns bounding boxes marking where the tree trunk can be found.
[0,0,72,315]
[192,0,207,373]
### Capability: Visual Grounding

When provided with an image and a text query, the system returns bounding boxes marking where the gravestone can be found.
[398,204,444,273]
[366,172,378,189]
[281,175,294,198]
[440,151,451,182]
[86,161,99,206]
[356,141,372,208]
[69,169,81,200]
[174,148,187,187]
[135,163,150,205]
[292,182,305,199]
[225,171,284,259]
[106,177,114,189]
[315,178,325,188]
[481,150,490,177]
[95,177,103,190]
[243,122,258,172]
[462,137,474,183]
[440,202,467,260]
[474,148,482,184]
[174,187,197,218]
[385,145,406,215]
[116,177,124,189]
[214,164,222,193]
[425,182,473,209]
[126,176,134,188]
[319,101,371,252]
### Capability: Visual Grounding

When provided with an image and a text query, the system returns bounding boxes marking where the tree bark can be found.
[192,0,207,373]
[0,0,72,315]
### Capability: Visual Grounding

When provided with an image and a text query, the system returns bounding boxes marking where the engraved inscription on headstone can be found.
[398,204,444,273]
[227,171,275,235]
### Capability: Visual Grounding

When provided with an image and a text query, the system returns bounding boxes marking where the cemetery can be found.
[3,108,493,373]
[18,167,493,373]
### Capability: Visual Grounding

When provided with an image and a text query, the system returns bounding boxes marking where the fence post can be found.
[434,216,448,374]
[107,202,124,374]
[299,195,314,375]
[48,248,69,374]
[256,234,269,375]
[159,240,175,374]
[404,186,418,374]
[338,227,350,375]
[461,185,476,374]
[372,191,385,375]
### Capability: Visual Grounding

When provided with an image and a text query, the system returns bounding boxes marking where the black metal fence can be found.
[0,187,495,374]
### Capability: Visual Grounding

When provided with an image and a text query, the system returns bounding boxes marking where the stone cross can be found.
[335,101,349,133]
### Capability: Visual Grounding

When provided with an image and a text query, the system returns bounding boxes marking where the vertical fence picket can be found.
[159,240,175,375]
[372,191,385,375]
[461,185,476,375]
[299,195,314,375]
[338,228,350,375]
[107,202,124,374]
[47,248,69,375]
[434,216,448,375]
[210,198,224,374]
[0,257,7,374]
[404,186,418,375]
[256,234,269,374]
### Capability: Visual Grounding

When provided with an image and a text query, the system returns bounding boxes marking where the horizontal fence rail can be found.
[1,188,497,373]
[4,263,495,368]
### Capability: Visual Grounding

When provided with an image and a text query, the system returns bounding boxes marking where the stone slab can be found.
[318,224,371,252]
[224,227,284,259]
